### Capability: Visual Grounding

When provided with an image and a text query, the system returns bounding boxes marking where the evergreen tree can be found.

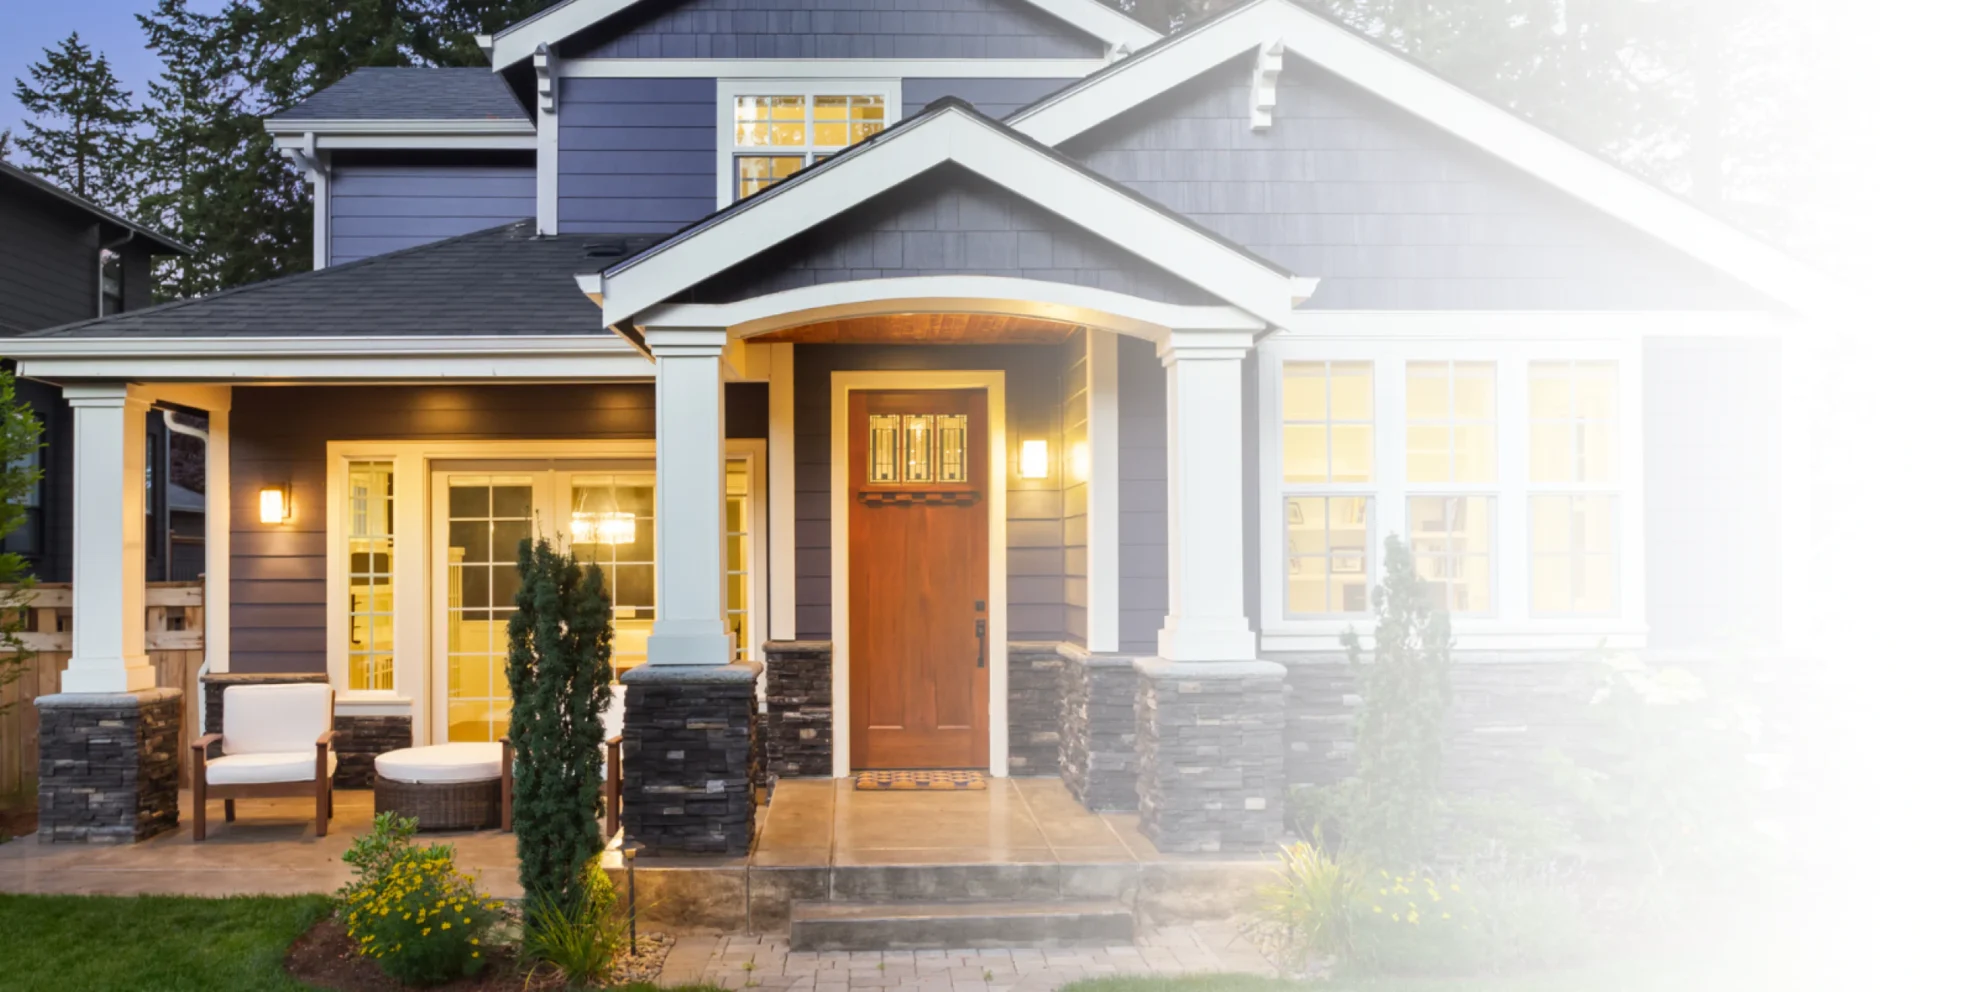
[0,129,12,162]
[505,539,615,922]
[11,33,139,206]
[0,370,44,715]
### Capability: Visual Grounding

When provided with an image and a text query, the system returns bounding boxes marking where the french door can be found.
[428,466,656,743]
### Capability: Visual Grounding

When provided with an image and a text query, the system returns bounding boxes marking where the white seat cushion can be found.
[374,742,505,784]
[223,683,333,755]
[206,750,335,786]
[603,685,627,742]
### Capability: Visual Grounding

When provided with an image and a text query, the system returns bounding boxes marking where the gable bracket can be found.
[1251,38,1285,131]
[534,44,557,114]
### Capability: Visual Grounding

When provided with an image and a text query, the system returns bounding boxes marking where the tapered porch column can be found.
[1157,328,1258,662]
[645,330,734,667]
[623,329,761,855]
[1134,328,1284,854]
[63,384,154,694]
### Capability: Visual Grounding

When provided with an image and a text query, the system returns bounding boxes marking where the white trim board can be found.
[598,107,1307,329]
[564,59,1108,79]
[1006,0,1834,316]
[488,0,1157,70]
[4,335,655,381]
[271,131,536,152]
[714,78,904,209]
[829,369,1009,778]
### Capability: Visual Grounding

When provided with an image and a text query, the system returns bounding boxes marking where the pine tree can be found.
[506,538,615,922]
[11,33,139,206]
[0,129,12,162]
[0,370,44,715]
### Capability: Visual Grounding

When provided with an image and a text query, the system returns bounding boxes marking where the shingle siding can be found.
[1064,56,1767,310]
[328,162,535,266]
[560,77,718,234]
[903,77,1079,119]
[566,0,1103,60]
[671,166,1216,305]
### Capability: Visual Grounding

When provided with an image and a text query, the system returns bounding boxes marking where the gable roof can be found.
[0,161,190,256]
[595,98,1310,328]
[21,221,657,340]
[266,67,531,126]
[1007,0,1831,314]
[484,0,1160,69]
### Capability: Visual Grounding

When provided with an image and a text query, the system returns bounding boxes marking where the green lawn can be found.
[0,893,332,991]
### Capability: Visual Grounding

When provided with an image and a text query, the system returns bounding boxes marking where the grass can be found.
[0,893,332,992]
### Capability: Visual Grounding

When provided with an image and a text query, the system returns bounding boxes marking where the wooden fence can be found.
[0,582,206,801]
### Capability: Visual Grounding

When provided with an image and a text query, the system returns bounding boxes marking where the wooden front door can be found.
[848,388,991,769]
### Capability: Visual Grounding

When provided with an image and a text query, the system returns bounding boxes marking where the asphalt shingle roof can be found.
[267,67,530,123]
[26,221,661,339]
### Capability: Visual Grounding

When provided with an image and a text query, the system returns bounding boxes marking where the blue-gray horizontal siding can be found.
[559,77,718,234]
[328,164,533,266]
[903,77,1078,119]
[1064,56,1765,310]
[566,0,1102,59]
[671,165,1216,305]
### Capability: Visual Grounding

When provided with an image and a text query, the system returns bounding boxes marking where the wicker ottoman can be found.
[373,742,511,831]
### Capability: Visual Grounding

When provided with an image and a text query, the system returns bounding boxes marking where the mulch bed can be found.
[0,803,37,842]
[285,915,558,992]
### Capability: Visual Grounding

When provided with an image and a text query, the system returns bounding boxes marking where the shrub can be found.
[1251,841,1351,976]
[341,844,502,986]
[1344,868,1482,975]
[506,538,616,924]
[337,812,420,906]
[522,857,625,985]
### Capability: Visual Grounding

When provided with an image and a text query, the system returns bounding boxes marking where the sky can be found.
[0,0,225,146]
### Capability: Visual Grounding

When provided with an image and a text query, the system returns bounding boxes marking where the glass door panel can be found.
[565,473,656,677]
[441,475,538,743]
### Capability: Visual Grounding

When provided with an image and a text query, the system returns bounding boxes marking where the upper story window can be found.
[717,81,901,207]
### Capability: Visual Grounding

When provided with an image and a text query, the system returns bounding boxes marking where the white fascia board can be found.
[266,118,534,135]
[1277,309,1798,340]
[5,335,650,380]
[1010,0,1835,316]
[0,335,632,358]
[599,110,1298,327]
[273,132,535,152]
[493,0,1155,69]
[561,58,1109,79]
[636,276,1266,342]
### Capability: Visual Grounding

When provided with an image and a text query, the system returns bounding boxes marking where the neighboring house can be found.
[9,0,1823,854]
[0,161,201,584]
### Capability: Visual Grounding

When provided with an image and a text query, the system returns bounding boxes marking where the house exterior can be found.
[0,162,200,585]
[11,0,1822,854]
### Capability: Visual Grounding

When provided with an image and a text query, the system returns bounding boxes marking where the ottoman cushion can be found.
[374,742,503,784]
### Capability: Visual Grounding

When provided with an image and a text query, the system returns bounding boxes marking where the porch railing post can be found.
[62,383,154,694]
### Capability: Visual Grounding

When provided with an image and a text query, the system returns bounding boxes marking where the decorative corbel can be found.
[1107,41,1133,64]
[1251,39,1285,131]
[534,43,557,115]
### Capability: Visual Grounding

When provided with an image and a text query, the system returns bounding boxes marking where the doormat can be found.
[853,770,987,791]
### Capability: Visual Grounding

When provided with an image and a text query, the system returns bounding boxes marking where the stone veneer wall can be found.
[620,662,761,854]
[1007,642,1066,774]
[36,689,182,843]
[1058,652,1139,811]
[201,672,412,789]
[762,641,833,779]
[1135,661,1286,853]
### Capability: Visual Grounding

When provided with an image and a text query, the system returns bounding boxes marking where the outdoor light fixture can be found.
[572,487,636,544]
[258,484,291,524]
[1018,439,1050,480]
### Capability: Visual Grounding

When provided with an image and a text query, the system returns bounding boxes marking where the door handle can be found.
[975,619,986,668]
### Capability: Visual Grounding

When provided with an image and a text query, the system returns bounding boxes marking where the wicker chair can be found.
[191,683,337,840]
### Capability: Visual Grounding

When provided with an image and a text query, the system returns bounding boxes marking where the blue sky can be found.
[2,0,225,148]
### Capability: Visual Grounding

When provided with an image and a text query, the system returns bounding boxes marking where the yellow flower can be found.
[1407,911,1420,924]
[470,939,480,946]
[472,952,481,959]
[1371,905,1383,914]
[1449,883,1461,893]
[422,928,431,936]
[1391,913,1400,922]
[1441,912,1452,920]
[441,922,451,930]
[464,918,473,925]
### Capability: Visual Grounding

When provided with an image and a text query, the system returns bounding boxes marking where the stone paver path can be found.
[656,923,1276,991]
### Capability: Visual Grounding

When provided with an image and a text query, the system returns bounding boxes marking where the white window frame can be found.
[1526,359,1627,619]
[715,78,902,208]
[1257,331,1646,651]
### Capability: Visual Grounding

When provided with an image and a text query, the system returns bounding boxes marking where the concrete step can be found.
[788,899,1136,951]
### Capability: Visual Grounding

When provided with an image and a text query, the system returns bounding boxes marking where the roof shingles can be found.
[267,67,530,123]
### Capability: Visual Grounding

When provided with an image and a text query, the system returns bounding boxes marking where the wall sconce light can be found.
[1018,439,1050,480]
[259,484,291,524]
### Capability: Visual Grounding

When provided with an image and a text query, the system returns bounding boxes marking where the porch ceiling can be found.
[747,312,1082,345]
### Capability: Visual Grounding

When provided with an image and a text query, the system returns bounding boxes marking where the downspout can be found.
[97,226,137,318]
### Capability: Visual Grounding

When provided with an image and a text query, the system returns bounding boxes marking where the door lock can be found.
[975,619,987,668]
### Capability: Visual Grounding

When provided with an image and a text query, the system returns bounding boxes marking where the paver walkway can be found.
[656,923,1277,991]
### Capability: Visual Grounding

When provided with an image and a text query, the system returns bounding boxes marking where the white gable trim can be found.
[488,0,1159,70]
[598,108,1305,328]
[3,335,652,380]
[1008,0,1832,315]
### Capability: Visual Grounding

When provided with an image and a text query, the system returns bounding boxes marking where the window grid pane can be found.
[725,458,751,663]
[444,476,533,742]
[734,93,886,200]
[1281,361,1373,483]
[1408,495,1494,614]
[347,461,394,691]
[1286,496,1371,616]
[1530,361,1617,483]
[570,474,658,676]
[1530,494,1618,615]
[1406,361,1495,483]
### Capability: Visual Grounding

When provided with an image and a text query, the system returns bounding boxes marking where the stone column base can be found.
[762,641,832,780]
[1134,659,1287,853]
[621,662,762,855]
[332,714,415,789]
[1060,652,1139,811]
[36,688,183,843]
[1007,642,1067,774]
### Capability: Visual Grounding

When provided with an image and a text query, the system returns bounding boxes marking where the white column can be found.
[63,384,154,694]
[1156,329,1258,663]
[768,342,796,642]
[1086,329,1120,653]
[646,330,735,666]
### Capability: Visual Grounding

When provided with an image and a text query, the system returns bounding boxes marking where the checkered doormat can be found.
[852,769,987,791]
